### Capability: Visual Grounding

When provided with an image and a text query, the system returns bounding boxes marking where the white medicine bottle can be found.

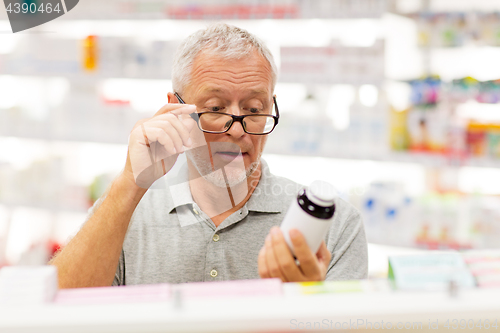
[280,180,336,255]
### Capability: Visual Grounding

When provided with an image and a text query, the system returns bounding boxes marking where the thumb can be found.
[179,113,198,133]
[316,241,331,263]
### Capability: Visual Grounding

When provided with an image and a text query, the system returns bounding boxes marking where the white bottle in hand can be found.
[280,180,336,255]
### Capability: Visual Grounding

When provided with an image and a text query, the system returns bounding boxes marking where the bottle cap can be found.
[307,180,336,207]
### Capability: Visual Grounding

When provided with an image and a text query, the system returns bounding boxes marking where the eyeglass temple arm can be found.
[273,96,279,125]
[174,92,199,121]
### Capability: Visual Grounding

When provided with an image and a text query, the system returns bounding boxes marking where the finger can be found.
[170,104,197,116]
[289,229,322,281]
[270,227,304,282]
[154,103,196,117]
[143,127,177,156]
[316,241,332,266]
[129,120,147,145]
[131,118,150,132]
[316,241,332,279]
[153,109,197,135]
[264,234,286,281]
[146,120,185,153]
[150,113,192,147]
[258,247,270,279]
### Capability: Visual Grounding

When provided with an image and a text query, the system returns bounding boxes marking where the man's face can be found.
[182,50,274,186]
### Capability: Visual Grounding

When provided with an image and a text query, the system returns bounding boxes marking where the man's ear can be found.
[167,92,177,104]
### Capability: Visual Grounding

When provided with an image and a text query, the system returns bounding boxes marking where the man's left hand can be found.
[258,226,331,282]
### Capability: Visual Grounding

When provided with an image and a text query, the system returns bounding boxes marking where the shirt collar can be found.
[162,158,284,214]
[245,159,284,213]
[162,160,194,214]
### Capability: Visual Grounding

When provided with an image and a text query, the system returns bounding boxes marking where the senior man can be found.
[51,23,368,288]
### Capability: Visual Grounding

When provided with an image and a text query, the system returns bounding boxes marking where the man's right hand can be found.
[51,103,197,289]
[124,103,197,189]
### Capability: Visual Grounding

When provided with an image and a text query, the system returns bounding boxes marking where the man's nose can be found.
[226,118,245,138]
[226,105,245,138]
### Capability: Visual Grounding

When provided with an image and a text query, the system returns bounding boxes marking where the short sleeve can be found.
[325,207,368,281]
[111,250,126,286]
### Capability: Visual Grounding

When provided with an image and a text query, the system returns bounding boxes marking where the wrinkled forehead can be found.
[193,48,273,75]
[186,50,274,97]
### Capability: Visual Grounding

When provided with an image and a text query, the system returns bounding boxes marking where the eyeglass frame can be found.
[173,92,280,135]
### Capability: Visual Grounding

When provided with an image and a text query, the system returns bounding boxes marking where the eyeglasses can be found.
[174,92,280,135]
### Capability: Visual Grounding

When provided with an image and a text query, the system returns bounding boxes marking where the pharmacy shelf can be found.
[391,0,500,13]
[0,70,384,88]
[55,0,387,20]
[2,128,500,169]
[0,70,169,82]
[0,201,89,214]
[0,0,386,26]
[0,129,130,145]
[264,145,500,169]
[1,286,499,333]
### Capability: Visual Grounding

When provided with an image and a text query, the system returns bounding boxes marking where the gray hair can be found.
[171,23,278,95]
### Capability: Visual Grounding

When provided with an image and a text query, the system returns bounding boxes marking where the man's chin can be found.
[201,170,247,188]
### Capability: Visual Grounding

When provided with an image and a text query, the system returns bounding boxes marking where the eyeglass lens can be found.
[198,113,275,134]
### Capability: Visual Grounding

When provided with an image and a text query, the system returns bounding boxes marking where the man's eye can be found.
[246,108,262,114]
[208,106,224,112]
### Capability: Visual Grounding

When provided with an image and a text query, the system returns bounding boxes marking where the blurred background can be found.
[1,0,500,278]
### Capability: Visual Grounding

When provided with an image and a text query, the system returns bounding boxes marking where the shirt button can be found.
[210,269,218,277]
[212,234,220,242]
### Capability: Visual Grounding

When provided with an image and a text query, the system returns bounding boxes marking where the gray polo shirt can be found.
[108,159,368,285]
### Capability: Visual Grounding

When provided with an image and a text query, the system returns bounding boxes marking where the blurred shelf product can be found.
[280,40,385,86]
[0,104,140,145]
[392,0,500,15]
[409,12,500,48]
[462,250,500,288]
[0,35,178,80]
[0,138,123,212]
[0,158,89,213]
[0,137,121,266]
[389,76,500,165]
[0,205,87,266]
[52,0,387,20]
[353,181,500,250]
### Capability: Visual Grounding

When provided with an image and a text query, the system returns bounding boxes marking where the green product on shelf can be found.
[388,253,476,291]
[487,129,500,159]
